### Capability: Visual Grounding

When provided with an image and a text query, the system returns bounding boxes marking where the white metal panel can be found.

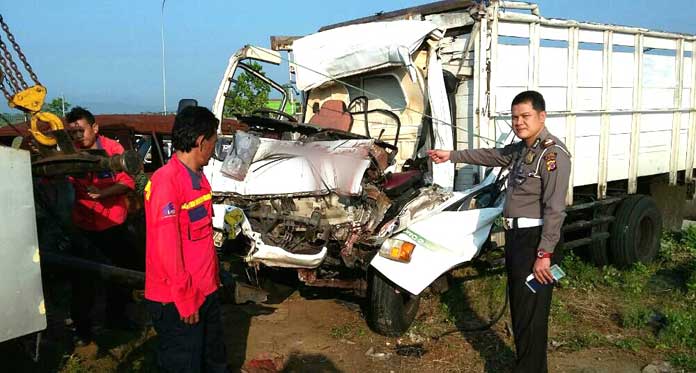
[545,116,566,138]
[494,86,527,114]
[644,36,678,50]
[498,21,529,38]
[529,22,540,89]
[610,88,633,110]
[575,115,602,136]
[598,31,613,198]
[573,133,600,185]
[539,47,568,86]
[638,128,672,176]
[0,147,46,343]
[566,27,579,205]
[681,89,691,109]
[495,45,529,87]
[540,25,568,41]
[578,49,603,87]
[611,52,634,87]
[643,54,676,87]
[576,87,602,110]
[613,33,635,47]
[537,87,567,111]
[642,88,676,109]
[579,29,604,44]
[607,113,631,182]
[679,127,688,170]
[684,57,693,88]
[670,39,685,184]
[628,34,643,194]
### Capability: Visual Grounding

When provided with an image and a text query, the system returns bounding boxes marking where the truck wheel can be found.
[589,205,616,267]
[608,195,662,267]
[367,269,420,337]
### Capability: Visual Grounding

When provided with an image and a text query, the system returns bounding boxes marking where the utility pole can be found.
[160,0,168,115]
[61,93,66,116]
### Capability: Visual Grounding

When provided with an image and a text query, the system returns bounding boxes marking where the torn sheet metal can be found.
[427,46,455,189]
[212,204,326,269]
[371,171,504,295]
[371,203,502,295]
[205,138,374,197]
[293,20,442,91]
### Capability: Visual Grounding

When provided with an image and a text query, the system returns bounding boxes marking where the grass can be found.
[552,227,696,371]
[329,323,366,340]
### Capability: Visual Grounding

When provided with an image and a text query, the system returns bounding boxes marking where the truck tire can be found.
[589,205,617,267]
[367,269,420,337]
[608,195,662,267]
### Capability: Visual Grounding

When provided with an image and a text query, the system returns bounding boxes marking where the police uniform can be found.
[450,127,571,373]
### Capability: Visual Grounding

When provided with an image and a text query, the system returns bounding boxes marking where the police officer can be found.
[428,90,571,373]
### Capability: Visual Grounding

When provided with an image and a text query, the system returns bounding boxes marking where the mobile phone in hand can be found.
[525,264,566,294]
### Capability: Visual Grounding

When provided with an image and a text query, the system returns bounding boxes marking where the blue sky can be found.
[2,0,695,114]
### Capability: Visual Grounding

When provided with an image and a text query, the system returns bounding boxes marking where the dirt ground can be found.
[0,266,677,373]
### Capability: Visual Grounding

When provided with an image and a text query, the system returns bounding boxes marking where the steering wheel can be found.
[252,108,298,122]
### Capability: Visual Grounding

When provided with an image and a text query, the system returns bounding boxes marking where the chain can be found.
[0,15,40,86]
[0,75,13,101]
[0,35,23,91]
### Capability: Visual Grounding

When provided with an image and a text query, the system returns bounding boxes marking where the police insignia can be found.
[162,202,176,217]
[544,152,557,172]
[543,138,556,148]
[524,150,535,164]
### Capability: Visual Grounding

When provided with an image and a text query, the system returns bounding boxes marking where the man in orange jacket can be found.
[66,107,137,345]
[144,106,226,372]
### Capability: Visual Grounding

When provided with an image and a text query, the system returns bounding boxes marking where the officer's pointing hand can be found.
[427,149,450,164]
[533,257,554,285]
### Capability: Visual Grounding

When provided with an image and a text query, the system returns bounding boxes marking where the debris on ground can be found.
[642,360,673,373]
[242,352,285,373]
[364,347,391,360]
[395,343,427,358]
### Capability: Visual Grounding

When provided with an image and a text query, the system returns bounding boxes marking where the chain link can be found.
[0,15,40,86]
[0,34,25,90]
[0,75,13,101]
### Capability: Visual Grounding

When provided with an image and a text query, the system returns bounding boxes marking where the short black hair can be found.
[172,106,219,152]
[511,90,546,112]
[66,106,95,124]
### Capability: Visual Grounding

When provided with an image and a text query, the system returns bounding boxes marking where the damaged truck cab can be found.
[204,22,505,336]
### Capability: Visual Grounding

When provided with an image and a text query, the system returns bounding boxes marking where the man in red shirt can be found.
[66,107,137,345]
[144,106,226,372]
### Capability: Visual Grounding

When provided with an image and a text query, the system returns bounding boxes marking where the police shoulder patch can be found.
[544,152,557,172]
[542,138,556,148]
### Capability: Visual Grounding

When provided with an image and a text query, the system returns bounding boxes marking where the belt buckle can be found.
[503,218,511,230]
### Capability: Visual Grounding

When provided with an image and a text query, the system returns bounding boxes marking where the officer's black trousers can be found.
[505,226,554,373]
[145,291,227,373]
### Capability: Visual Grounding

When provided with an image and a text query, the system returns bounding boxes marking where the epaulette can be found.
[542,138,556,148]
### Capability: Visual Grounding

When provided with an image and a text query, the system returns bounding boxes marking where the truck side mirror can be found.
[177,99,198,115]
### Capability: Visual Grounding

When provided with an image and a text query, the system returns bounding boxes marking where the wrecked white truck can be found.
[204,22,505,336]
[205,0,696,336]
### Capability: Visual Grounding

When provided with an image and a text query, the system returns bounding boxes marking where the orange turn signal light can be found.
[378,239,416,263]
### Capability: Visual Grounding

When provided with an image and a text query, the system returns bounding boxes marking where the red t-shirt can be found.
[143,154,219,317]
[70,135,135,231]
